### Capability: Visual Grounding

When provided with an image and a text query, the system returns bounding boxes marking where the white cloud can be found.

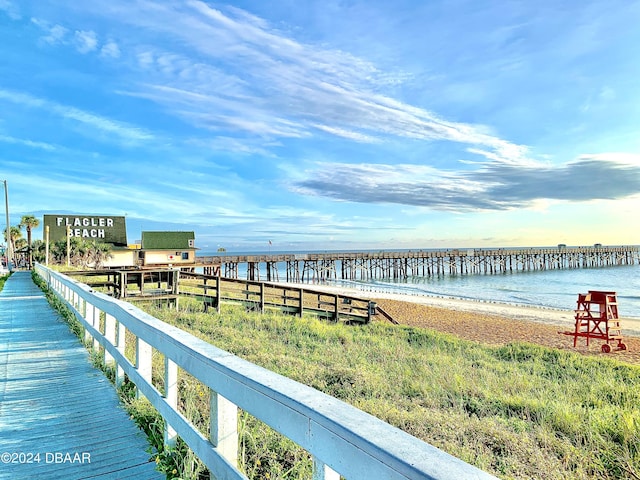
[31,19,68,45]
[598,86,616,102]
[312,124,379,143]
[74,30,98,53]
[136,51,155,69]
[100,40,121,59]
[0,89,154,144]
[49,1,530,164]
[0,0,20,20]
[0,88,46,108]
[0,134,57,151]
[185,136,276,156]
[576,152,640,166]
[294,154,640,212]
[56,106,154,141]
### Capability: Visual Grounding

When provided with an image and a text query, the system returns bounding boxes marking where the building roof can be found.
[141,231,195,250]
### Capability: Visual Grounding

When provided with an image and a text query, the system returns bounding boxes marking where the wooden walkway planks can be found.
[0,271,162,480]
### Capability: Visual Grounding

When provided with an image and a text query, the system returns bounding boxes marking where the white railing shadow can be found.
[35,264,496,480]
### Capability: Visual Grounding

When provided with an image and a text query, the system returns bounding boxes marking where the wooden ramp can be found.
[0,271,162,479]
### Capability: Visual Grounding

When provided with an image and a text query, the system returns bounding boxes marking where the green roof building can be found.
[139,231,196,266]
[141,231,195,250]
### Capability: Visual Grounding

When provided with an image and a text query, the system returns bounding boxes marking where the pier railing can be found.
[34,264,496,480]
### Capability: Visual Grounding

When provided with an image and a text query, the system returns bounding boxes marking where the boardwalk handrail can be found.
[35,264,496,480]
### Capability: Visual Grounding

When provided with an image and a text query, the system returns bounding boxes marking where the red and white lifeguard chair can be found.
[561,291,627,353]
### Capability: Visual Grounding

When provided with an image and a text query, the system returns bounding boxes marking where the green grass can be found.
[0,272,9,291]
[136,298,640,480]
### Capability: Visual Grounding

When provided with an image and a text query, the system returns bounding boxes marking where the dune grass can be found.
[129,298,640,480]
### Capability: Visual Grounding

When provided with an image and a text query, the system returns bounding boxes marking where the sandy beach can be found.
[280,282,640,364]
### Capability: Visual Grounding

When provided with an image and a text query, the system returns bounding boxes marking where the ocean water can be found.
[197,251,640,318]
[325,264,640,318]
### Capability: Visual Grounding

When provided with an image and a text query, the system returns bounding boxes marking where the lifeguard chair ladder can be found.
[562,291,626,353]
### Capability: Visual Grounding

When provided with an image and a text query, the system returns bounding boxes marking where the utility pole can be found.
[66,225,71,267]
[3,180,12,271]
[45,225,50,266]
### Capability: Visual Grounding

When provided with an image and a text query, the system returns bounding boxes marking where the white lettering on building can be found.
[68,228,106,239]
[51,216,121,241]
[55,218,115,229]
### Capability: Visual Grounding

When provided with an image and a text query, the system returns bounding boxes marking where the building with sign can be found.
[42,214,197,269]
[43,215,128,245]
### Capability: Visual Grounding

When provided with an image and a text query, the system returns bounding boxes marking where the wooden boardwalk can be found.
[0,271,161,479]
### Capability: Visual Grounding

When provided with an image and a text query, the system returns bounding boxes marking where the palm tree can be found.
[30,239,47,264]
[3,226,22,266]
[15,238,27,255]
[69,237,88,267]
[20,215,39,268]
[87,241,113,269]
[51,239,68,265]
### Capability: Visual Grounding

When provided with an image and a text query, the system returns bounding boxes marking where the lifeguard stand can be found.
[561,291,626,353]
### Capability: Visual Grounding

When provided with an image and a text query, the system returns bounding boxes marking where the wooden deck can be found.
[0,271,162,479]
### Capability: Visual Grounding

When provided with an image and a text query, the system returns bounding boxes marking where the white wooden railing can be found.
[35,264,496,480]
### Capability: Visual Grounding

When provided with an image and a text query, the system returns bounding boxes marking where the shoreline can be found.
[277,281,640,337]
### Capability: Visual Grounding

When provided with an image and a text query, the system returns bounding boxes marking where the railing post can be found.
[368,301,376,323]
[210,392,238,467]
[259,283,264,313]
[85,304,100,350]
[79,297,90,344]
[115,321,126,388]
[72,290,79,311]
[312,458,340,480]
[164,357,178,447]
[136,338,153,400]
[216,276,221,313]
[104,313,116,365]
[172,270,179,295]
[299,288,304,317]
[172,270,180,310]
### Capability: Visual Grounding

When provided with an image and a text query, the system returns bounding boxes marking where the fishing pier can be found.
[194,245,640,282]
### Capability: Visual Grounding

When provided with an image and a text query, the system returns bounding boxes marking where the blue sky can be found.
[1,0,639,252]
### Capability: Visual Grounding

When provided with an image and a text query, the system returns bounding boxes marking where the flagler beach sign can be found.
[43,215,128,246]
